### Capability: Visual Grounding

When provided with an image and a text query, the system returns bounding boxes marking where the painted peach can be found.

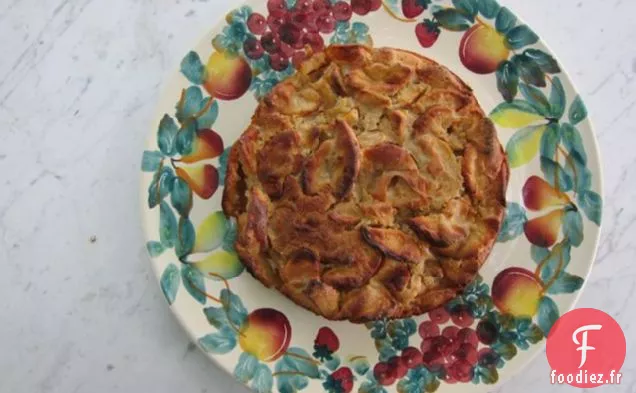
[239,308,291,362]
[492,267,544,317]
[180,129,224,164]
[524,209,564,247]
[459,24,510,74]
[176,165,219,199]
[204,51,252,100]
[523,176,571,211]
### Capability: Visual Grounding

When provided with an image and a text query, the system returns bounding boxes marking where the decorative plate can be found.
[140,1,603,392]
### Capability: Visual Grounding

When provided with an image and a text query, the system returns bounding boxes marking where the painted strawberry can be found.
[401,0,432,18]
[314,327,340,361]
[324,367,354,393]
[415,19,441,48]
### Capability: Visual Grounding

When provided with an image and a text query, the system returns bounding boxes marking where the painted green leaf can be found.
[477,0,500,18]
[490,100,543,129]
[506,25,539,50]
[181,264,206,304]
[160,263,180,305]
[496,61,519,102]
[171,177,193,217]
[578,190,602,226]
[180,51,206,85]
[277,348,321,379]
[492,342,517,361]
[563,209,584,247]
[159,201,178,247]
[198,97,220,129]
[452,0,477,19]
[234,353,259,383]
[148,166,174,208]
[220,289,248,328]
[561,123,587,164]
[497,202,527,242]
[569,95,588,125]
[519,83,551,116]
[251,364,274,393]
[176,217,196,258]
[176,120,197,156]
[564,151,591,195]
[146,241,165,257]
[324,354,341,371]
[142,151,163,172]
[531,245,550,264]
[547,273,584,295]
[506,124,547,168]
[218,146,233,184]
[549,76,566,119]
[524,49,560,73]
[350,356,370,376]
[223,218,238,253]
[495,7,517,34]
[203,306,231,330]
[541,157,573,192]
[513,54,545,87]
[540,123,561,159]
[176,86,204,123]
[477,366,499,384]
[539,241,571,282]
[158,115,178,156]
[537,296,560,336]
[276,365,308,393]
[433,9,472,31]
[198,328,237,354]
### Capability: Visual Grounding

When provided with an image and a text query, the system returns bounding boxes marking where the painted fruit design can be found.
[239,308,292,362]
[459,24,510,74]
[204,51,252,100]
[492,268,544,317]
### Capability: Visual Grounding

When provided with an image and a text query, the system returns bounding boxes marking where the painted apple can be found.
[204,51,252,100]
[492,267,544,317]
[239,308,291,362]
[524,209,564,247]
[523,176,571,211]
[459,24,510,74]
[180,129,224,164]
[176,164,219,199]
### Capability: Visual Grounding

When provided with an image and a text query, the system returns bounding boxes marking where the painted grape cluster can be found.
[142,1,603,393]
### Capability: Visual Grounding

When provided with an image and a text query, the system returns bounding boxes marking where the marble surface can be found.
[0,0,634,392]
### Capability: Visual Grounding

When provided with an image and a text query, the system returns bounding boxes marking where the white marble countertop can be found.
[1,0,634,392]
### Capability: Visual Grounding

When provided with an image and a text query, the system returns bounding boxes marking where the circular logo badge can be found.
[546,308,626,388]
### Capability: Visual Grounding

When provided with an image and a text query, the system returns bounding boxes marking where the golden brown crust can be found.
[223,45,509,322]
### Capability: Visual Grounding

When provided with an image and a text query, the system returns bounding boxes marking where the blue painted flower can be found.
[446,275,494,318]
[331,21,372,45]
[397,367,440,393]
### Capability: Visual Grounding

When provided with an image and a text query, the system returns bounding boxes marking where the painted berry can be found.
[373,362,396,386]
[415,19,440,48]
[429,307,450,324]
[388,356,408,379]
[329,367,354,393]
[314,327,340,361]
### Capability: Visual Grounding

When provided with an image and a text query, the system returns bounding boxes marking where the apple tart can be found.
[222,45,509,322]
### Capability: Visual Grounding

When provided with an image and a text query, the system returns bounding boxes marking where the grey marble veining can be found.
[0,1,634,392]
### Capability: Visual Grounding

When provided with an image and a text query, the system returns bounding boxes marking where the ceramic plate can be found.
[140,1,603,392]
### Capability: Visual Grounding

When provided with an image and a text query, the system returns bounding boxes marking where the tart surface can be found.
[223,45,509,322]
